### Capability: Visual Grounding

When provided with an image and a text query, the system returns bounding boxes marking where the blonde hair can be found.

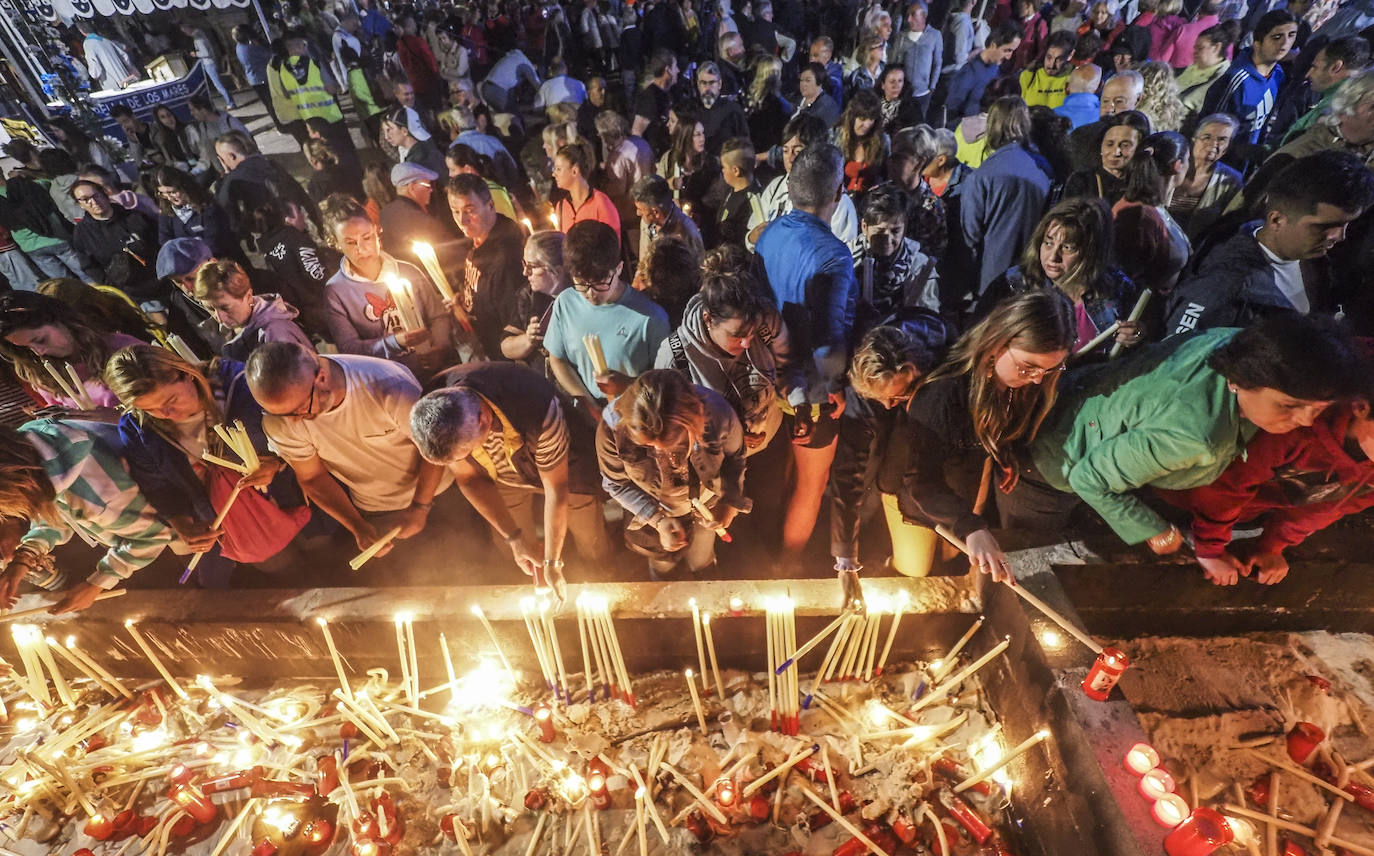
[1136,60,1185,132]
[104,344,221,432]
[748,55,784,107]
[194,259,253,301]
[850,326,929,400]
[614,369,707,448]
[0,425,56,524]
[921,290,1075,489]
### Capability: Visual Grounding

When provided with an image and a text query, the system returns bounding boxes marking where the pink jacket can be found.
[1159,14,1219,68]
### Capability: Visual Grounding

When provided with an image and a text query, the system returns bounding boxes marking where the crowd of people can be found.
[3,0,1374,612]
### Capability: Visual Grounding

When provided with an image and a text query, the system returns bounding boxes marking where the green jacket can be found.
[1031,328,1256,544]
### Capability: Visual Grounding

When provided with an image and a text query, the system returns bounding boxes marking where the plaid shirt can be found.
[19,419,174,590]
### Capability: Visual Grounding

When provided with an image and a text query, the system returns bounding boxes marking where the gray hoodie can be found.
[221,294,315,362]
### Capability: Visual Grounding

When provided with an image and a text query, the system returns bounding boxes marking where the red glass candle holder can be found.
[1152,794,1189,828]
[168,783,218,825]
[714,777,737,808]
[316,755,339,796]
[1124,742,1160,775]
[1164,807,1234,856]
[83,814,115,841]
[1082,647,1129,701]
[1286,722,1325,765]
[1139,768,1176,800]
[587,773,611,810]
[533,704,555,743]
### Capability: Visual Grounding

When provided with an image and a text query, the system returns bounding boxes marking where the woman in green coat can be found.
[1009,316,1360,584]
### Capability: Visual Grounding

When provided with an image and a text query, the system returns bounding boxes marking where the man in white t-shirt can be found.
[247,342,453,554]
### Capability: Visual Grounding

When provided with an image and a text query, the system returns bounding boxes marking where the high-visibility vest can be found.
[279,58,343,123]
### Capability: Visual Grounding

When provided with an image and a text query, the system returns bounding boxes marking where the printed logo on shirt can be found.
[300,248,324,279]
[268,242,288,261]
[1174,302,1204,335]
[363,292,402,332]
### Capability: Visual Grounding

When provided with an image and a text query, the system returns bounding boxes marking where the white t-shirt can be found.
[264,354,453,512]
[1255,228,1309,314]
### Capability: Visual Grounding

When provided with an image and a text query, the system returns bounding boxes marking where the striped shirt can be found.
[19,419,175,589]
[478,398,569,487]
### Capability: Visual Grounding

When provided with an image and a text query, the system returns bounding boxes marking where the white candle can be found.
[1153,794,1189,828]
[1138,767,1175,800]
[702,613,725,700]
[689,598,708,691]
[954,730,1050,793]
[470,604,517,682]
[1124,742,1160,775]
[27,632,73,709]
[684,669,706,733]
[315,617,353,701]
[912,637,1010,713]
[411,241,455,301]
[123,620,188,700]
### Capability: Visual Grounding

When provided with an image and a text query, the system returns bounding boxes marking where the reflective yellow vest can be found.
[279,57,343,123]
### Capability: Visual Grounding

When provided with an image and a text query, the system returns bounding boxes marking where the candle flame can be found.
[470,604,485,617]
[685,668,694,678]
[729,596,743,611]
[316,616,328,626]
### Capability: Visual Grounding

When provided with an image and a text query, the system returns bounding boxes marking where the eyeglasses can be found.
[74,194,103,204]
[522,260,552,276]
[287,368,323,417]
[571,272,616,292]
[1007,350,1066,380]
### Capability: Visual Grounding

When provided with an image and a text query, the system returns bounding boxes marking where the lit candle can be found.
[470,605,517,682]
[1082,647,1129,702]
[1124,743,1161,775]
[1140,768,1177,801]
[1164,807,1234,856]
[954,730,1051,794]
[714,777,736,808]
[63,636,131,699]
[168,782,218,824]
[385,277,423,331]
[403,614,420,705]
[410,241,455,301]
[521,217,533,234]
[83,813,114,840]
[533,703,556,743]
[1153,794,1189,828]
[123,621,188,700]
[684,669,707,733]
[315,617,353,701]
[728,596,744,616]
[588,772,611,810]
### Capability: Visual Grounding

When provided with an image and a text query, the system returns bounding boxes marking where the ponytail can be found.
[1122,131,1187,205]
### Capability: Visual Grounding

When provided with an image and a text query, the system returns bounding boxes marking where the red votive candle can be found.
[83,814,115,840]
[1124,742,1160,775]
[250,842,278,856]
[351,839,391,856]
[1286,722,1325,765]
[304,817,334,845]
[1164,807,1233,856]
[714,777,737,808]
[588,773,611,810]
[169,814,197,837]
[168,783,218,825]
[316,755,340,796]
[1082,647,1129,701]
[1139,768,1176,800]
[533,704,556,743]
[1152,794,1189,828]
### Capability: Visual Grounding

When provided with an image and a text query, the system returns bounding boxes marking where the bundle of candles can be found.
[185,421,265,580]
[0,601,1045,856]
[41,359,96,410]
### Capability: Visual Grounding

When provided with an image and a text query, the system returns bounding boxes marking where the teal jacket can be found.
[1031,328,1256,544]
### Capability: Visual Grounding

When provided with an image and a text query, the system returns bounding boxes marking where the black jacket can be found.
[1164,222,1331,334]
[462,214,530,360]
[259,224,340,339]
[216,154,317,229]
[72,209,163,303]
[829,311,957,558]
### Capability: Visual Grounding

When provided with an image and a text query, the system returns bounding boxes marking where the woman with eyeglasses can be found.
[104,344,316,587]
[975,198,1143,355]
[893,290,1075,582]
[0,290,146,413]
[152,165,241,262]
[502,231,571,366]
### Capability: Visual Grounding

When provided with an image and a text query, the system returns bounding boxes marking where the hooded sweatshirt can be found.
[325,253,454,378]
[1200,48,1285,145]
[221,294,315,362]
[653,294,797,452]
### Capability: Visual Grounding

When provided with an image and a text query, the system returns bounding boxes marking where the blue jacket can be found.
[1053,92,1100,130]
[900,28,944,97]
[757,209,859,402]
[1201,48,1285,144]
[960,143,1052,294]
[944,54,1000,120]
